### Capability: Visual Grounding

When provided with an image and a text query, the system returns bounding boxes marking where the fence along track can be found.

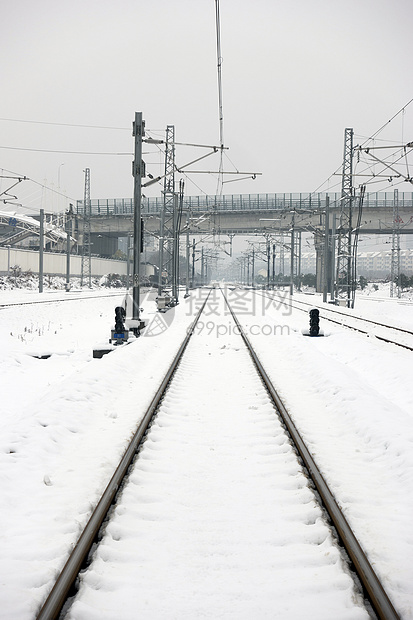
[222,287,400,620]
[36,292,211,620]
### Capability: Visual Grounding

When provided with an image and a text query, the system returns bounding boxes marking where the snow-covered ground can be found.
[0,287,205,619]
[66,292,369,620]
[230,287,413,619]
[0,285,412,618]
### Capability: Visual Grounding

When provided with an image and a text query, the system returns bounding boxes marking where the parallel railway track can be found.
[36,288,399,619]
[0,291,131,309]
[252,289,413,351]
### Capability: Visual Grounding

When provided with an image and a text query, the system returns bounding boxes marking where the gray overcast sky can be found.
[1,0,412,213]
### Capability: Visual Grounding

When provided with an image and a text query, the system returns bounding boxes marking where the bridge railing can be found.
[75,191,413,215]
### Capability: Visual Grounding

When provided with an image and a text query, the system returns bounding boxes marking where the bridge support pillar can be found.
[314,229,332,294]
[90,234,118,258]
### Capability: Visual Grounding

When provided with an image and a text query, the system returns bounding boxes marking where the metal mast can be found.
[289,212,295,295]
[172,179,185,300]
[157,125,177,305]
[132,112,145,323]
[335,128,354,306]
[390,188,401,298]
[80,168,91,288]
[215,0,225,196]
[279,233,285,279]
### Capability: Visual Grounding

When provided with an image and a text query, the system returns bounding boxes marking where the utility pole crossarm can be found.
[359,150,413,184]
[176,148,218,172]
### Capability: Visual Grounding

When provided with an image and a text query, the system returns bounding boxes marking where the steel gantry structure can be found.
[80,168,92,288]
[335,128,355,306]
[157,125,178,306]
[390,188,401,298]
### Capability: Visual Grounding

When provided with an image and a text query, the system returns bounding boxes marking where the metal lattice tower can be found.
[158,126,176,299]
[172,179,185,299]
[279,233,285,277]
[81,168,92,287]
[390,188,401,298]
[335,128,354,306]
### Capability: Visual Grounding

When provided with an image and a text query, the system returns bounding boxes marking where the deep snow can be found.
[0,285,412,618]
[66,293,368,620]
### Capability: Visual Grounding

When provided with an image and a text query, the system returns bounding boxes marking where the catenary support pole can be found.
[330,213,336,302]
[323,196,330,303]
[126,234,132,291]
[297,231,302,291]
[290,212,295,295]
[192,239,195,287]
[66,230,70,292]
[39,209,44,293]
[132,112,145,322]
[65,205,72,292]
[80,169,92,288]
[186,227,190,295]
[272,243,276,289]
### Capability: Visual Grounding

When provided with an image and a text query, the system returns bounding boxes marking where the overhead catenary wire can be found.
[0,167,79,213]
[0,117,130,131]
[355,144,413,185]
[360,97,413,147]
[310,97,413,198]
[0,117,173,137]
[0,145,134,156]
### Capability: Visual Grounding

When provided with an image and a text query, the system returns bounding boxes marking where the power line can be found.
[0,145,133,155]
[310,98,413,196]
[1,167,78,208]
[29,178,78,202]
[0,117,166,135]
[0,117,130,130]
[360,97,413,147]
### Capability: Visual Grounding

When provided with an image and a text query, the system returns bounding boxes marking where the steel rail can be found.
[287,294,413,336]
[221,288,400,620]
[253,290,413,351]
[0,291,141,309]
[288,300,413,351]
[305,311,413,351]
[36,291,211,620]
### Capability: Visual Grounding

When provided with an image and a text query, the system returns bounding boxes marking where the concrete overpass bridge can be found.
[74,191,413,256]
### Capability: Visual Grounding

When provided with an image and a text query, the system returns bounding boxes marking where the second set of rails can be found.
[249,288,413,351]
[2,286,411,350]
[35,287,399,620]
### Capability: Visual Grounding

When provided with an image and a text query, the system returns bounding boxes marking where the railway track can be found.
[36,288,399,620]
[252,289,413,351]
[0,290,133,309]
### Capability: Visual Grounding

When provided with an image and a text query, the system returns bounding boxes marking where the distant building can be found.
[299,250,413,279]
[300,252,317,273]
[357,249,413,278]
